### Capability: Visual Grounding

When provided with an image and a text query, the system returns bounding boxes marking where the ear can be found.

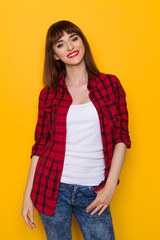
[53,54,60,61]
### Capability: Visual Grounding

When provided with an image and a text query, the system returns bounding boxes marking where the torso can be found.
[66,83,91,105]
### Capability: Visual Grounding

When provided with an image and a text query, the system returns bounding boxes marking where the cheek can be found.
[53,47,65,59]
[77,42,85,54]
[81,44,85,55]
[80,46,85,57]
[58,50,67,59]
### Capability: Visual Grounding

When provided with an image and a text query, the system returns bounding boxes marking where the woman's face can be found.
[53,31,85,66]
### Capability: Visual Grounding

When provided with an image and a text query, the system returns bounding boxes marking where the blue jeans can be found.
[39,182,115,240]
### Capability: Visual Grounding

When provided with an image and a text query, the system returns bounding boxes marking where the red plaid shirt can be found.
[30,72,131,215]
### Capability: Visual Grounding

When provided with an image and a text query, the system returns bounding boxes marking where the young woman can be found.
[21,20,131,240]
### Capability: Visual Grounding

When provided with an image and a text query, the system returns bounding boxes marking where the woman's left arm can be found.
[86,75,131,215]
[105,142,127,188]
[86,142,127,215]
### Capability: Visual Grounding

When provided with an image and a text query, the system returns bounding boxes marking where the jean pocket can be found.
[89,186,98,194]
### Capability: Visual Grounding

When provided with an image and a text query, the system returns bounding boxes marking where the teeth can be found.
[68,51,78,57]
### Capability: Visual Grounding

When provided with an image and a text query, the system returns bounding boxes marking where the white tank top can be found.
[60,101,105,186]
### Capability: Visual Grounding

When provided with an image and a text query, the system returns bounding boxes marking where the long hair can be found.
[43,20,101,89]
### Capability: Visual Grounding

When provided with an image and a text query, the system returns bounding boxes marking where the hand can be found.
[21,195,36,230]
[86,182,117,216]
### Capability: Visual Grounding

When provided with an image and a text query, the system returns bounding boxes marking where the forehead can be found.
[58,31,77,40]
[52,30,79,46]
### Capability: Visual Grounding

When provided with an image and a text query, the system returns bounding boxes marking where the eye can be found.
[71,36,78,41]
[57,44,63,48]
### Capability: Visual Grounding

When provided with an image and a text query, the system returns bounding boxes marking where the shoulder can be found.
[98,73,121,86]
[38,87,57,109]
[100,73,125,91]
[39,87,56,100]
[97,73,126,99]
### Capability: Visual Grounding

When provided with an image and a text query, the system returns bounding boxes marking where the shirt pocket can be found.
[102,98,118,128]
[43,100,59,130]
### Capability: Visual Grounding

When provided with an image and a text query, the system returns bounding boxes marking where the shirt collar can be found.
[58,71,97,90]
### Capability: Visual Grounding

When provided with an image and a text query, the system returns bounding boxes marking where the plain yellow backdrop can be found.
[0,0,159,239]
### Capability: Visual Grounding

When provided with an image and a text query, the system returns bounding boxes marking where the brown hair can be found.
[43,20,101,89]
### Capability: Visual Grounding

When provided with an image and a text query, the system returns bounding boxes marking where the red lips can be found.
[67,50,79,58]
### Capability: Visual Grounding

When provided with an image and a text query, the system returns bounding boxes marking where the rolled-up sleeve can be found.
[30,88,50,158]
[113,76,131,149]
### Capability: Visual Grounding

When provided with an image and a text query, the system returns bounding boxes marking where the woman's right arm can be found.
[21,88,50,229]
[21,155,39,230]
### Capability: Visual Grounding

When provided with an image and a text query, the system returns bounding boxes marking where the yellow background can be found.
[0,0,159,239]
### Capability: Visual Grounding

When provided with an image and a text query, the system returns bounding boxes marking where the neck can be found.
[65,61,88,87]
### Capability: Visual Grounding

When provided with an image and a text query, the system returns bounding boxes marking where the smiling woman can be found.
[53,31,85,66]
[21,20,131,240]
[42,21,101,90]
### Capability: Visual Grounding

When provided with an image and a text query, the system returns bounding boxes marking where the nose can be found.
[66,41,74,51]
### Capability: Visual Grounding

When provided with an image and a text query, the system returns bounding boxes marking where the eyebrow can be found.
[56,33,78,44]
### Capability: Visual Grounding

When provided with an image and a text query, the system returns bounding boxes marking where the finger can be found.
[29,209,34,223]
[29,209,36,228]
[27,216,34,230]
[23,214,33,230]
[28,218,36,228]
[86,199,98,212]
[98,204,108,216]
[90,204,104,215]
[28,219,36,228]
[22,210,34,230]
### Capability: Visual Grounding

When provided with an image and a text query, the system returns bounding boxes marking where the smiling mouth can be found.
[67,50,79,58]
